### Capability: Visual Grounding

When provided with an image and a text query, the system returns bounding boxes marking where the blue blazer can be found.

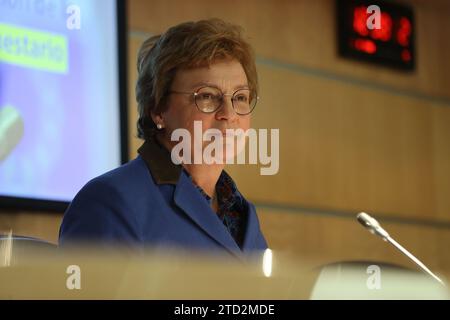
[59,139,268,260]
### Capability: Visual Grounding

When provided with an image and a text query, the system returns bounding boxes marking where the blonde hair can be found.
[135,18,258,140]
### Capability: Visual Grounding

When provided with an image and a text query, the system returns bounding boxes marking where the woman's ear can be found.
[150,111,165,129]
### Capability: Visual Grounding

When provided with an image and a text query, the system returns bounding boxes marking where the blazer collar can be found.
[137,138,181,185]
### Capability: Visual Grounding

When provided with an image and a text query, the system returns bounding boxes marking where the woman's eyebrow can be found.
[190,81,215,90]
[233,84,249,90]
[190,82,249,91]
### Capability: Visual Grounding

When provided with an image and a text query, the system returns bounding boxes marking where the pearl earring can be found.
[157,123,163,129]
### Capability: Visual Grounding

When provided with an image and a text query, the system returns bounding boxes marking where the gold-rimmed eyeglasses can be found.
[169,86,259,115]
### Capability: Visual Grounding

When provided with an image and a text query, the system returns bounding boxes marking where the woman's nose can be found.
[215,96,238,121]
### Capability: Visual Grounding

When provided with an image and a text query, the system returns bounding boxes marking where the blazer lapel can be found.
[240,202,262,254]
[173,171,244,259]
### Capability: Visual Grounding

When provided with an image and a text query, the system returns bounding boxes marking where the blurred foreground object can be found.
[0,236,448,299]
[0,240,316,299]
[311,261,448,300]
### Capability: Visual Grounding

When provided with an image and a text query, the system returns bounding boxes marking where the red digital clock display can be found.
[337,0,415,70]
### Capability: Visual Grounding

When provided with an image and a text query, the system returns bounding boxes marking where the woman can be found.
[59,19,268,259]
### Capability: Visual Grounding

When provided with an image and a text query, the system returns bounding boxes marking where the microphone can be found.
[357,212,446,286]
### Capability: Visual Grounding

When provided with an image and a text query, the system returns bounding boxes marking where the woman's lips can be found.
[221,130,236,137]
[204,129,236,138]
